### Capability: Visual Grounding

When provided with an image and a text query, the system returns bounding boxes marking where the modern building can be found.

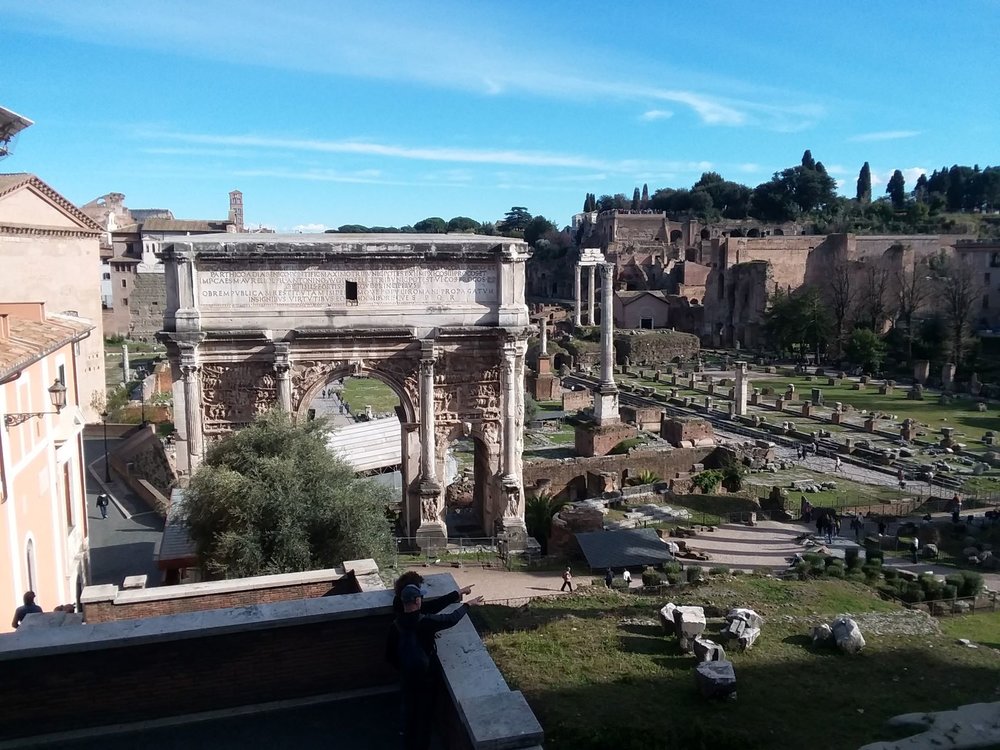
[0,173,106,419]
[0,302,93,624]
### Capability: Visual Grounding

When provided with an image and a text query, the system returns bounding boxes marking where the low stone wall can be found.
[614,329,700,366]
[109,423,177,499]
[81,563,384,623]
[667,493,761,517]
[1,574,543,749]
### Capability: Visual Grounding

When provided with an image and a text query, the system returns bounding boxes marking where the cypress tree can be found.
[856,162,872,204]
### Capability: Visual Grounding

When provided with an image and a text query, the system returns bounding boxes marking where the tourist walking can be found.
[834,456,843,473]
[11,591,42,629]
[560,567,573,593]
[910,535,920,563]
[623,569,632,588]
[96,493,109,519]
[387,584,483,750]
[952,494,962,524]
[851,515,863,542]
[605,568,613,589]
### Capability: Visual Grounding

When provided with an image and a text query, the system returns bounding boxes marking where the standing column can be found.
[539,317,548,355]
[593,262,620,425]
[573,264,582,327]
[587,264,596,326]
[180,356,204,470]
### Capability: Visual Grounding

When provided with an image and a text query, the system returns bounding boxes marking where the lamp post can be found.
[101,410,111,482]
[4,379,68,429]
[140,394,146,426]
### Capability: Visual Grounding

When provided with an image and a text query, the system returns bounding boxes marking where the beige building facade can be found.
[0,174,105,419]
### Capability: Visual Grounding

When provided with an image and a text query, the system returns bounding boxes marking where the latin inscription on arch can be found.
[197,264,497,308]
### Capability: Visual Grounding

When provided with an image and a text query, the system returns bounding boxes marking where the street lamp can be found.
[101,410,111,482]
[4,380,68,429]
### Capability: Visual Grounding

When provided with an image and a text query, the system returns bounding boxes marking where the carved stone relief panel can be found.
[201,362,277,433]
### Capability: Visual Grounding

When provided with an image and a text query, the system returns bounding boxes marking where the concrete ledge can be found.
[437,615,544,749]
[3,572,455,661]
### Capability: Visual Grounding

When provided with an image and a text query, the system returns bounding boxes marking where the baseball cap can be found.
[400,584,426,603]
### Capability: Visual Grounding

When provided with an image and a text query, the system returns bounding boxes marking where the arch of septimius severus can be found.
[158,234,532,549]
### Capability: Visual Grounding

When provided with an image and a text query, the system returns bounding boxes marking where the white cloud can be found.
[848,130,921,143]
[291,223,329,233]
[5,3,825,131]
[736,163,760,173]
[639,109,673,122]
[869,167,927,188]
[151,130,719,176]
[903,166,928,185]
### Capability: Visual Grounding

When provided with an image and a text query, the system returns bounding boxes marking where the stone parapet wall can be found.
[1,574,542,749]
[614,330,700,366]
[81,564,378,623]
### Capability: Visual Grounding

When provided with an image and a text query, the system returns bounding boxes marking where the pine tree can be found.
[641,183,649,208]
[856,162,872,204]
[631,188,641,210]
[886,170,906,210]
[801,150,816,170]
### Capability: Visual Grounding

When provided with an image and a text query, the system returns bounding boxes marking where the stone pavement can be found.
[84,437,164,589]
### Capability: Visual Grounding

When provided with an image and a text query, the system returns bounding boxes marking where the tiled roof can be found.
[0,313,94,381]
[0,173,103,231]
[142,218,230,233]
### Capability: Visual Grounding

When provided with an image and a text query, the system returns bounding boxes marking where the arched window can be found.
[26,539,37,594]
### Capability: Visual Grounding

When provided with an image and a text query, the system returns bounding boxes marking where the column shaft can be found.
[573,265,582,327]
[419,356,437,485]
[502,345,517,478]
[181,363,203,469]
[600,263,615,387]
[587,265,596,326]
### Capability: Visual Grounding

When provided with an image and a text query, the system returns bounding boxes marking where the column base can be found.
[494,516,528,551]
[593,389,620,424]
[415,522,447,553]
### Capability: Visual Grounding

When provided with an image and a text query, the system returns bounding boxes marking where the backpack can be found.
[390,619,430,676]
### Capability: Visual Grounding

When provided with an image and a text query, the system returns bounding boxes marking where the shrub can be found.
[945,573,965,591]
[803,552,827,566]
[941,584,958,600]
[882,567,899,581]
[610,438,643,455]
[686,566,703,584]
[959,571,984,598]
[845,547,861,569]
[824,565,844,578]
[642,567,664,587]
[666,573,684,585]
[708,566,730,576]
[663,561,683,575]
[900,584,925,603]
[845,570,866,583]
[691,470,724,494]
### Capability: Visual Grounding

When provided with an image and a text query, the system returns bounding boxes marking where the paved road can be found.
[83,437,164,588]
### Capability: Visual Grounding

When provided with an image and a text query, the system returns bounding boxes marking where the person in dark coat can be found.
[11,591,42,629]
[605,568,614,588]
[391,571,474,616]
[388,584,483,750]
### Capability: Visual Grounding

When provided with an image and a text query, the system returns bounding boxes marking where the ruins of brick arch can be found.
[158,234,532,549]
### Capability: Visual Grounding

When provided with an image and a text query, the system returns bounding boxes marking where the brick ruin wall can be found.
[128,270,166,340]
[614,329,700,366]
[524,445,720,499]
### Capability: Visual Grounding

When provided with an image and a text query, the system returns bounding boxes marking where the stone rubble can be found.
[694,660,737,700]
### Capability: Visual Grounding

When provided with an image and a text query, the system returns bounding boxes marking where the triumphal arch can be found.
[158,234,532,549]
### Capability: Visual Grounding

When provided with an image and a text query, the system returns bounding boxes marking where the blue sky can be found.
[2,1,998,231]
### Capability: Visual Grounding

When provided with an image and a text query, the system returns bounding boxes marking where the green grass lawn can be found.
[340,377,400,413]
[477,577,999,750]
[938,612,1000,649]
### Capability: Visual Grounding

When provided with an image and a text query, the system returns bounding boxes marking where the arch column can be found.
[179,347,204,471]
[416,340,445,550]
[273,342,291,412]
[498,338,528,542]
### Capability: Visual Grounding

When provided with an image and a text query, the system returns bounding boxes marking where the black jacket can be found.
[386,602,469,669]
